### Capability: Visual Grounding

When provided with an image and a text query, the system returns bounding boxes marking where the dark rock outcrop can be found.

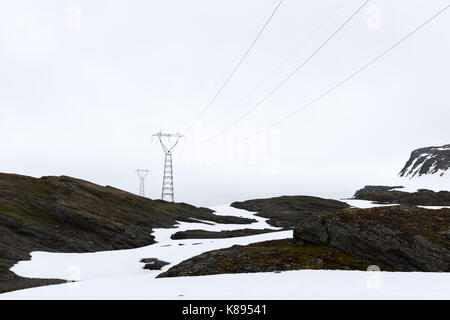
[353,188,450,206]
[353,185,404,198]
[0,173,253,293]
[157,239,387,278]
[140,258,169,270]
[399,144,450,178]
[293,206,450,272]
[231,196,350,229]
[170,228,277,240]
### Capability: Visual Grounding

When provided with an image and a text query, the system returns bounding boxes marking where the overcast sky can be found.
[1,0,449,206]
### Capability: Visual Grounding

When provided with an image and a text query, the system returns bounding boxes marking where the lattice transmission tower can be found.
[152,131,185,202]
[136,169,150,197]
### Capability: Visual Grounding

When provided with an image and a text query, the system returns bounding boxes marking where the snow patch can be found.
[1,270,449,300]
[8,205,284,283]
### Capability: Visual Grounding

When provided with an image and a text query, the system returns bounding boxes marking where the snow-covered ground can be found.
[1,202,449,300]
[387,173,449,193]
[342,199,449,210]
[8,205,284,282]
[342,199,394,209]
[2,269,449,300]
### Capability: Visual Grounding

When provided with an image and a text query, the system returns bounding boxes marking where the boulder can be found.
[140,258,169,270]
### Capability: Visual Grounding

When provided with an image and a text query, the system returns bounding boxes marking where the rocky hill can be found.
[353,185,404,198]
[231,196,350,228]
[353,186,450,206]
[0,173,253,293]
[159,205,450,277]
[158,239,387,278]
[294,205,450,272]
[399,144,450,178]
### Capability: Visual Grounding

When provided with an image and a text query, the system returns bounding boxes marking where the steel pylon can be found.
[136,169,149,197]
[152,131,184,202]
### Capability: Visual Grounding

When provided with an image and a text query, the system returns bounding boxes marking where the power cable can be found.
[239,4,450,143]
[185,0,285,131]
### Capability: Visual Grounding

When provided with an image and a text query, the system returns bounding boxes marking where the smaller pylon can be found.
[136,169,150,197]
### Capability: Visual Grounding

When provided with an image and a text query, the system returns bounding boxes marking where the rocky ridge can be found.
[353,186,450,206]
[231,196,350,228]
[293,205,449,272]
[399,144,450,178]
[0,173,253,293]
[158,239,387,278]
[170,228,277,240]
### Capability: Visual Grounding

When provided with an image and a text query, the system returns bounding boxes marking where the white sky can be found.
[1,0,449,206]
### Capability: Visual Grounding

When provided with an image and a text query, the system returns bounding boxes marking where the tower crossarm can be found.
[152,131,185,154]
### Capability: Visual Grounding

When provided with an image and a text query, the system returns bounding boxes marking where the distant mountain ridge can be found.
[399,144,450,178]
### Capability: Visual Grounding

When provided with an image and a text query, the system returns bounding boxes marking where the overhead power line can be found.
[240,4,450,142]
[186,0,285,131]
[231,0,345,110]
[202,0,370,144]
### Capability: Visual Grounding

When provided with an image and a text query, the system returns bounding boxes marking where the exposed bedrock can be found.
[293,206,450,272]
[231,196,350,228]
[170,228,277,240]
[353,187,450,206]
